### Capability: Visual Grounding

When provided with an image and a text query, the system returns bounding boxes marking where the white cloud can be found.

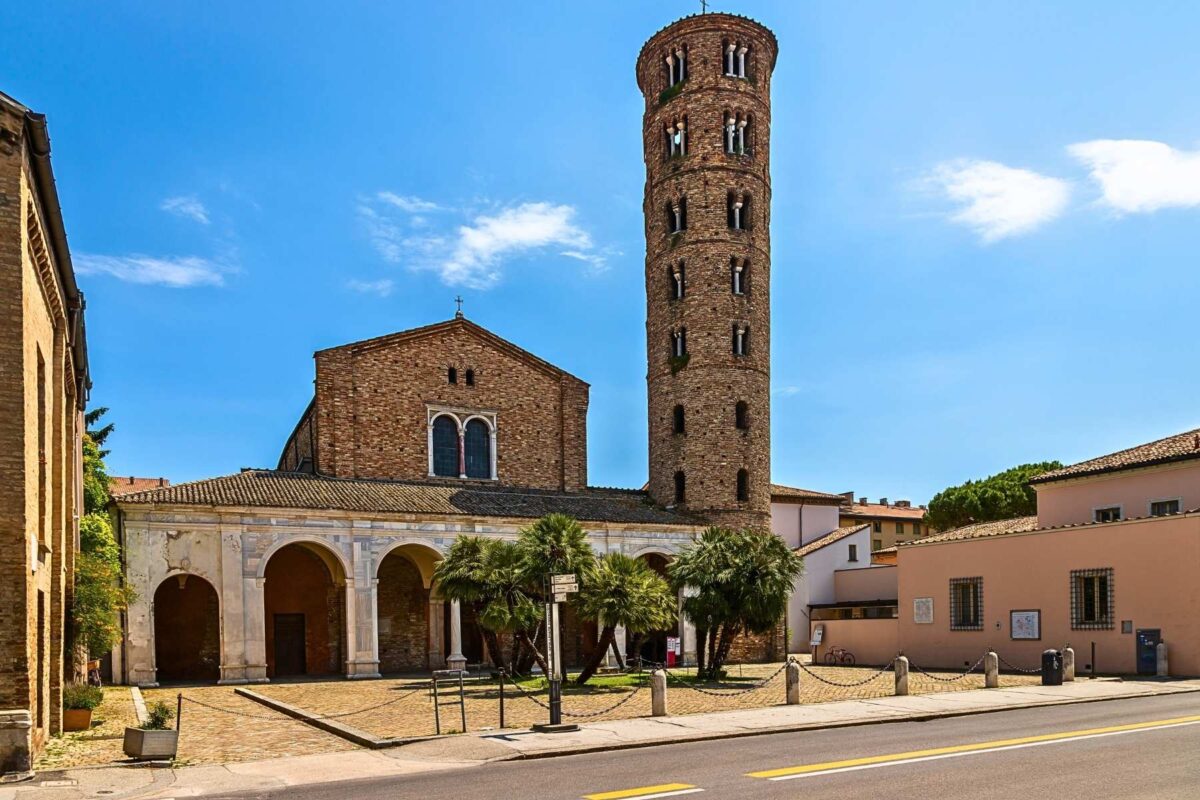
[376,192,442,213]
[360,195,605,289]
[772,385,803,396]
[347,278,395,297]
[1068,139,1200,214]
[928,159,1070,242]
[160,195,210,224]
[75,254,228,288]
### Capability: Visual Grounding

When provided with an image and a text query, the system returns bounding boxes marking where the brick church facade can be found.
[114,12,791,685]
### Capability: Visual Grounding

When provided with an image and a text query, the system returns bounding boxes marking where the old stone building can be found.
[114,12,807,684]
[0,92,91,773]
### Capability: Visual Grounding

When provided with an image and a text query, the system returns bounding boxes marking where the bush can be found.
[63,683,103,711]
[143,701,174,730]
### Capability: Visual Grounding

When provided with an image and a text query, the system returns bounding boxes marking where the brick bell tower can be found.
[637,13,777,530]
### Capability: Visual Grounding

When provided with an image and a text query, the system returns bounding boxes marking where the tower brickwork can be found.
[637,14,777,529]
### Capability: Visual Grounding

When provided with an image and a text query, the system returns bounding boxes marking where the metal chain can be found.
[908,654,986,682]
[182,685,425,721]
[797,659,893,687]
[505,677,645,717]
[506,677,554,710]
[664,659,790,696]
[995,653,1041,674]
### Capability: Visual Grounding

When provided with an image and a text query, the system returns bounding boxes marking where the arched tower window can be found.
[432,416,459,477]
[673,404,685,434]
[724,112,753,155]
[727,192,750,230]
[671,327,688,358]
[670,261,685,300]
[448,367,458,384]
[666,115,688,159]
[731,258,749,295]
[735,401,749,430]
[463,419,491,479]
[674,471,686,504]
[723,40,751,78]
[732,324,749,357]
[665,44,688,87]
[736,469,749,502]
[667,197,687,234]
[465,369,475,386]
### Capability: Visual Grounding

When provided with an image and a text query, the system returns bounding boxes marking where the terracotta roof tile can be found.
[839,502,927,521]
[110,476,170,496]
[899,516,1041,547]
[111,470,699,527]
[795,524,870,557]
[770,484,844,504]
[1031,427,1200,484]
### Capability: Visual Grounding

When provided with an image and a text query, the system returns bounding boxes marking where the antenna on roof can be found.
[454,295,464,319]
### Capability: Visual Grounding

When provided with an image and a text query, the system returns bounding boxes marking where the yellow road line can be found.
[583,783,702,800]
[746,714,1200,780]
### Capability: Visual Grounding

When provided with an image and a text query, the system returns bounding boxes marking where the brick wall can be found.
[638,14,776,530]
[263,545,343,677]
[377,553,430,673]
[309,318,589,492]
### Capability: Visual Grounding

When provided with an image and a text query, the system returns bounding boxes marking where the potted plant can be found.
[63,683,103,732]
[123,700,178,760]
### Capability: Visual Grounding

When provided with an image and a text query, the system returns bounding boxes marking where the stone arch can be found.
[255,535,350,582]
[262,541,347,678]
[375,547,434,673]
[153,573,221,684]
[632,550,680,665]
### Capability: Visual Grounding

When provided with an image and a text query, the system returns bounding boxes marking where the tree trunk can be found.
[516,627,548,676]
[627,632,644,670]
[481,627,505,671]
[575,626,615,685]
[710,625,739,679]
[705,628,720,680]
[694,627,707,678]
[608,637,625,670]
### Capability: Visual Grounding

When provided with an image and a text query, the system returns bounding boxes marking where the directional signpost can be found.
[534,573,581,732]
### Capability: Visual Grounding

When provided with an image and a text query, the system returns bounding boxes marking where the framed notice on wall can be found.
[913,597,934,624]
[1010,609,1041,640]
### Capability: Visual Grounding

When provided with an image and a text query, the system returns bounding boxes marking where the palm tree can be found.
[573,553,676,684]
[670,526,802,680]
[431,537,506,670]
[515,513,596,587]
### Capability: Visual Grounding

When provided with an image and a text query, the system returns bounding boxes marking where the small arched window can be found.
[735,401,749,430]
[666,115,687,159]
[463,419,491,479]
[724,112,753,156]
[671,327,688,358]
[465,369,475,387]
[736,469,749,502]
[732,324,749,357]
[432,416,460,477]
[674,471,686,504]
[448,367,458,384]
[670,261,685,300]
[665,44,688,87]
[728,192,750,230]
[668,197,687,234]
[723,41,750,78]
[731,258,749,295]
[673,405,685,434]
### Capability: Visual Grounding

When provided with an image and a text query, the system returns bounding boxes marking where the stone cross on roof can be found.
[454,295,464,319]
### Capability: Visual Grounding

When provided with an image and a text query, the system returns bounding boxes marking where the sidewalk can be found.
[13,678,1200,800]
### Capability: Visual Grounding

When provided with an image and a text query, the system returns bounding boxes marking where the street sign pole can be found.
[533,573,580,733]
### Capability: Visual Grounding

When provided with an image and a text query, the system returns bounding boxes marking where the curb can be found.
[234,688,434,749]
[485,683,1200,761]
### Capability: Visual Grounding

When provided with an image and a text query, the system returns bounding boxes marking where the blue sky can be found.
[7,1,1200,502]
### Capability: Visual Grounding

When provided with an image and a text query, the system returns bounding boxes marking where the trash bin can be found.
[1042,649,1063,686]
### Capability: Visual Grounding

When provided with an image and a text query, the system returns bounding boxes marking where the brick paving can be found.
[36,687,139,770]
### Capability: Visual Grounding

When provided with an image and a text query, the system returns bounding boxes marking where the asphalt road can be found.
[207,692,1200,800]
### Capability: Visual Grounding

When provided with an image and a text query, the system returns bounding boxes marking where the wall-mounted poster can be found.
[913,597,934,624]
[1011,609,1041,640]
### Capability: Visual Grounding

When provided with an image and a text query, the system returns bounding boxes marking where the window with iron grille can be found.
[1071,568,1114,630]
[1150,499,1180,517]
[949,577,983,631]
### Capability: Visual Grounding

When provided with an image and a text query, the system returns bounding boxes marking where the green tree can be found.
[669,527,802,680]
[85,406,115,458]
[82,435,110,516]
[431,537,508,670]
[926,461,1063,531]
[75,513,135,657]
[573,553,676,684]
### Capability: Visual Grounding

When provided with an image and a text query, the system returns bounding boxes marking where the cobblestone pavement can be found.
[39,664,1041,767]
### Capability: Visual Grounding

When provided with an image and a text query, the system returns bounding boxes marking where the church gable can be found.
[308,317,588,491]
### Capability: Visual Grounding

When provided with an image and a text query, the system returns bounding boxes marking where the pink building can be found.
[813,427,1200,676]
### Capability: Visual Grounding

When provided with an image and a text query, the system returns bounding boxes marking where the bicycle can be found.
[823,647,856,666]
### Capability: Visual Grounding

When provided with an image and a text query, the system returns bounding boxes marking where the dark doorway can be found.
[263,543,344,678]
[274,614,307,677]
[1136,628,1161,675]
[36,591,45,731]
[154,574,221,683]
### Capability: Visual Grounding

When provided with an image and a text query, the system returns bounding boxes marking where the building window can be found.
[735,400,749,430]
[722,40,750,78]
[949,577,983,631]
[1071,568,1114,630]
[732,324,748,357]
[666,115,688,159]
[448,367,457,385]
[724,112,752,155]
[913,522,922,537]
[848,544,858,562]
[465,369,475,387]
[873,521,882,533]
[673,404,685,434]
[895,522,904,535]
[667,197,687,234]
[674,471,686,504]
[670,261,685,300]
[463,419,491,479]
[671,328,688,358]
[736,468,749,502]
[731,258,748,295]
[1094,506,1122,523]
[873,539,882,551]
[727,192,750,230]
[665,44,687,87]
[431,415,460,477]
[1150,499,1180,517]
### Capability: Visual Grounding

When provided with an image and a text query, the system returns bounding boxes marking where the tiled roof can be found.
[839,502,927,521]
[770,484,845,504]
[795,524,870,557]
[111,470,699,527]
[110,476,170,496]
[899,516,1040,547]
[1031,427,1200,484]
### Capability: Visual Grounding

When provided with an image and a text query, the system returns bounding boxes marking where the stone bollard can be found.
[651,669,668,717]
[786,660,801,705]
[985,650,999,688]
[1063,646,1075,682]
[1157,642,1169,677]
[894,656,909,696]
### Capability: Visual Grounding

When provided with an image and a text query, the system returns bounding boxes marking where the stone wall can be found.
[638,14,776,530]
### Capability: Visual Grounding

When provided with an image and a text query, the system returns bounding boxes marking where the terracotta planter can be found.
[122,727,178,760]
[63,708,93,732]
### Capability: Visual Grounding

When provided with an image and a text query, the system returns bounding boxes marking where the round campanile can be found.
[637,13,776,530]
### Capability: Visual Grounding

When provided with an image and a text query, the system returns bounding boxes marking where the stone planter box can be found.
[62,708,93,732]
[122,728,178,760]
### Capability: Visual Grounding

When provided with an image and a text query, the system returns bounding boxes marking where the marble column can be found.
[447,599,467,671]
[428,596,446,668]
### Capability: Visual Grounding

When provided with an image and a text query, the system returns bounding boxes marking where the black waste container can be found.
[1042,649,1063,686]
